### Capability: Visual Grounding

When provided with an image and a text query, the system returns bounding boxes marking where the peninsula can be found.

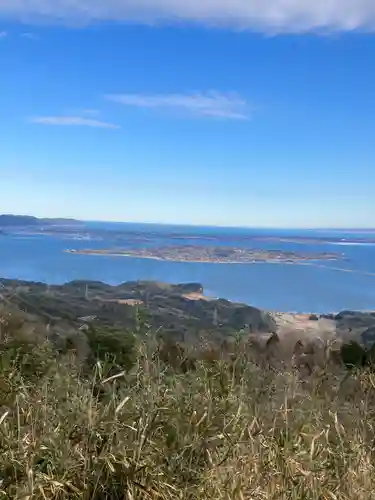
[0,214,82,227]
[66,245,341,264]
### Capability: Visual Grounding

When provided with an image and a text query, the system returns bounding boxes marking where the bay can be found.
[1,222,375,313]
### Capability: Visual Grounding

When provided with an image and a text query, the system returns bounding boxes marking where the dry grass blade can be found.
[0,411,9,426]
[115,396,131,414]
[1,313,375,499]
[102,371,126,384]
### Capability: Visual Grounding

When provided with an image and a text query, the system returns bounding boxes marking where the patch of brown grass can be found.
[1,313,375,499]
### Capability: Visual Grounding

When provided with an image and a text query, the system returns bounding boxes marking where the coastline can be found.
[64,249,375,278]
[65,249,340,266]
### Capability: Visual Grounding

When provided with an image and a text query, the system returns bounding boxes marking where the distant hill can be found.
[0,214,82,227]
[0,278,277,342]
[0,215,39,226]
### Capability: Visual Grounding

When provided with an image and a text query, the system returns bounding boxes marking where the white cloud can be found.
[30,116,120,129]
[0,0,375,32]
[20,32,40,40]
[106,92,250,120]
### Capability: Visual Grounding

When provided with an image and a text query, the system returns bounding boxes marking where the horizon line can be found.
[1,213,375,232]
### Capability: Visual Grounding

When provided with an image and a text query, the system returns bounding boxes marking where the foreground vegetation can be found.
[1,311,375,499]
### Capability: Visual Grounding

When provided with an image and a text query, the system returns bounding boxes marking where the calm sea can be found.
[1,222,375,313]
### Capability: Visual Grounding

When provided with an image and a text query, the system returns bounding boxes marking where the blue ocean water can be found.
[1,222,375,313]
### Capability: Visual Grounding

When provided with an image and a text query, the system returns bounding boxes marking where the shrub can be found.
[1,331,375,499]
[341,341,366,368]
[85,325,137,371]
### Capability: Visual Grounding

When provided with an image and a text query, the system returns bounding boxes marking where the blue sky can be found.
[1,1,375,228]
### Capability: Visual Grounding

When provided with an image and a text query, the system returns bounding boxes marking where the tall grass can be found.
[1,316,375,499]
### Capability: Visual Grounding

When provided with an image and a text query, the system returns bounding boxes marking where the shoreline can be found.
[65,249,375,279]
[65,249,340,266]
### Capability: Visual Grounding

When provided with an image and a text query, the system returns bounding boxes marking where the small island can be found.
[66,245,341,264]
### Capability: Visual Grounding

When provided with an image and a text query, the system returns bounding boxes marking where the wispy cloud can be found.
[0,1,375,32]
[20,32,40,40]
[29,116,120,129]
[0,31,7,38]
[106,92,250,120]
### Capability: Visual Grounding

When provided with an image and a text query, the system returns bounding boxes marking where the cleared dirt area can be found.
[115,299,144,306]
[272,312,336,343]
[181,292,214,302]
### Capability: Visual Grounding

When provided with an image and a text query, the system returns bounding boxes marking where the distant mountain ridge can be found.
[0,214,82,227]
